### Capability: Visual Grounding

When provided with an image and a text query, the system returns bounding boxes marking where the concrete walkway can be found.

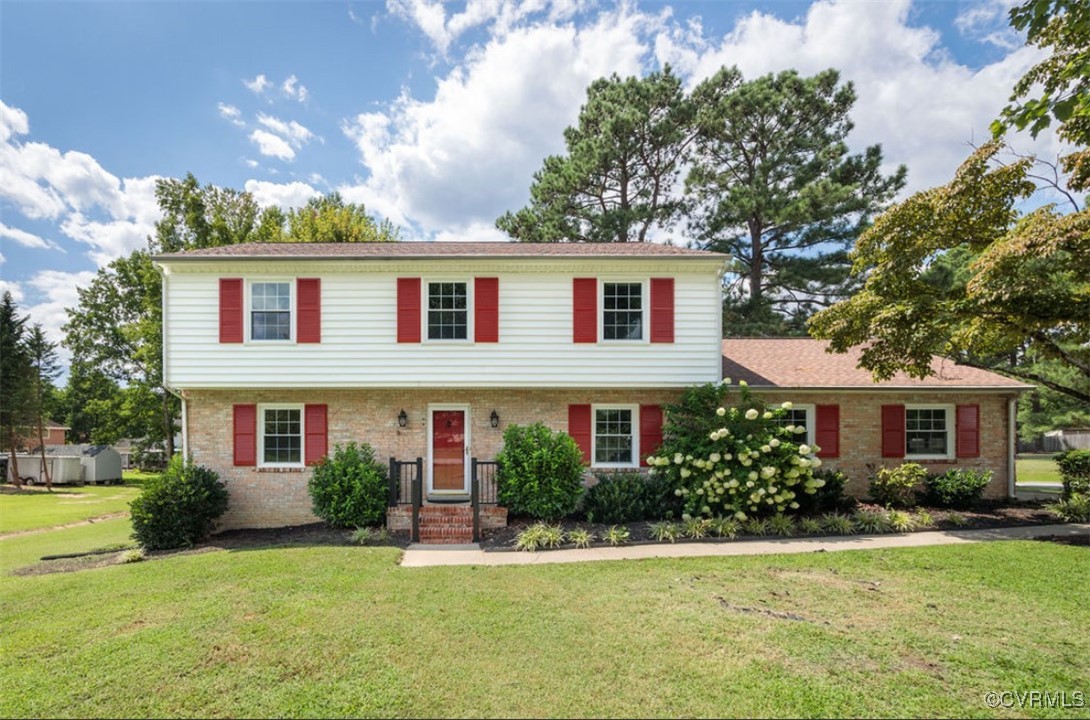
[400,523,1088,567]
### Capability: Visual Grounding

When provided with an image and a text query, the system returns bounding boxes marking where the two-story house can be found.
[155,242,1027,540]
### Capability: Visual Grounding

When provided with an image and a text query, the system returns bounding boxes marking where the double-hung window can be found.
[260,405,303,466]
[775,404,815,445]
[251,281,291,341]
[602,282,643,340]
[427,281,468,340]
[593,406,637,467]
[905,406,953,458]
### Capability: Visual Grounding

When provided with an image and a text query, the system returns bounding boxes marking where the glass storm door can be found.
[431,410,466,492]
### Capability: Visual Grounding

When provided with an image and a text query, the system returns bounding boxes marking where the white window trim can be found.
[246,278,295,344]
[599,279,648,343]
[782,403,816,447]
[422,278,474,344]
[904,404,955,460]
[591,403,640,469]
[257,403,305,468]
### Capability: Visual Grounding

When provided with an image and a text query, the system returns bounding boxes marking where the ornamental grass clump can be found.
[649,521,682,543]
[602,525,630,546]
[646,381,825,521]
[566,529,594,548]
[798,517,825,535]
[710,517,740,539]
[768,514,796,537]
[682,517,711,539]
[822,512,856,535]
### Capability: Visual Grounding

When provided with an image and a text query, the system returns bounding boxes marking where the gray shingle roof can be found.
[154,241,727,260]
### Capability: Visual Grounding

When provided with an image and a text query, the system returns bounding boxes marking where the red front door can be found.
[432,410,466,491]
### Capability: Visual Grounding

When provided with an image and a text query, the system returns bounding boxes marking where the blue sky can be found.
[0,0,1062,355]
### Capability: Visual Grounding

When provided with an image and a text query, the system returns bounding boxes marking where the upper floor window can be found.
[251,282,291,341]
[427,281,468,340]
[594,406,636,467]
[603,282,643,340]
[260,405,302,466]
[906,406,952,458]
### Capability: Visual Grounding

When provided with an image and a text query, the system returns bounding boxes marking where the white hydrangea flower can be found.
[674,488,683,496]
[702,505,711,514]
[710,453,721,463]
[716,407,726,417]
[781,401,793,410]
[794,426,806,434]
[746,480,755,488]
[799,444,812,455]
[709,432,719,441]
[674,454,683,464]
[724,378,732,385]
[748,471,758,481]
[745,409,759,420]
[761,445,772,453]
[762,411,772,420]
[739,380,748,387]
[723,454,733,461]
[735,511,746,521]
[769,438,780,448]
[790,502,800,509]
[811,457,823,468]
[785,425,796,433]
[680,468,692,478]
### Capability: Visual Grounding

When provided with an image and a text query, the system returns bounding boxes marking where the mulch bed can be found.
[478,500,1061,552]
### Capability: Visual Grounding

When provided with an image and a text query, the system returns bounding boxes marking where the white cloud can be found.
[281,74,309,103]
[24,269,97,346]
[0,222,59,251]
[0,100,29,143]
[243,179,320,210]
[0,280,24,303]
[955,0,1021,49]
[249,129,296,161]
[256,113,314,147]
[217,102,246,127]
[243,74,271,94]
[244,158,260,168]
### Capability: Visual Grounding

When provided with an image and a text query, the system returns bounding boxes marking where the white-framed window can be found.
[775,403,815,446]
[905,405,954,459]
[249,280,293,342]
[592,404,639,468]
[426,280,470,341]
[259,404,304,467]
[601,281,645,341]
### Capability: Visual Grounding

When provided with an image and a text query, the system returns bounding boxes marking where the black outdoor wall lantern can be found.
[490,410,500,428]
[398,409,408,428]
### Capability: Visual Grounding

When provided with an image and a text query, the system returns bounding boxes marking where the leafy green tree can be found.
[687,68,906,334]
[25,324,60,488]
[809,142,1089,403]
[0,292,33,486]
[497,67,693,243]
[57,363,128,444]
[151,173,285,252]
[286,192,400,243]
[993,0,1089,191]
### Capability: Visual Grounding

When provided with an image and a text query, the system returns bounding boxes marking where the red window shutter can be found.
[474,277,499,343]
[881,404,905,458]
[956,404,980,458]
[397,278,421,343]
[650,278,675,343]
[572,278,597,343]
[296,278,321,343]
[568,404,592,464]
[640,404,664,467]
[305,404,328,465]
[233,404,257,466]
[815,404,840,458]
[219,278,244,343]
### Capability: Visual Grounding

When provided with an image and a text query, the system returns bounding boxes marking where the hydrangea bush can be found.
[646,381,824,519]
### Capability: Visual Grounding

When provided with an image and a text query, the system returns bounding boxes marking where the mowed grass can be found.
[2,537,1088,718]
[0,484,143,534]
[1017,455,1064,485]
[0,518,135,572]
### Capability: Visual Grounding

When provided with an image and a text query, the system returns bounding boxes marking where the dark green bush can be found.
[920,468,992,509]
[496,423,585,519]
[868,463,927,508]
[584,472,652,524]
[794,468,854,514]
[1056,449,1090,498]
[130,456,229,550]
[308,442,388,528]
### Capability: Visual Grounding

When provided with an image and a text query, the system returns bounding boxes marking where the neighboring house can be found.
[1040,428,1090,452]
[13,421,68,451]
[155,242,1027,539]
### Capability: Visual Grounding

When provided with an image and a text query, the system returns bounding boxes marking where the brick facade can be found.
[186,387,1016,530]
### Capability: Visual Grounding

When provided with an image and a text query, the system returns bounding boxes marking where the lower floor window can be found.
[594,407,634,465]
[906,407,950,457]
[775,405,815,445]
[262,406,302,465]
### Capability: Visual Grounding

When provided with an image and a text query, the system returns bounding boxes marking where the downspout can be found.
[1008,397,1017,499]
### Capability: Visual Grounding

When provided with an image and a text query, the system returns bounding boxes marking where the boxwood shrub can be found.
[130,456,229,550]
[1056,449,1090,498]
[308,442,388,528]
[920,468,992,509]
[496,423,585,520]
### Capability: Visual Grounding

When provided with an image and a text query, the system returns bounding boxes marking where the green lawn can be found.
[0,484,143,534]
[1,533,1087,717]
[0,518,135,573]
[1017,455,1064,485]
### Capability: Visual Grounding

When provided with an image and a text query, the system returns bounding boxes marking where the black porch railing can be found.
[389,456,423,542]
[471,459,500,542]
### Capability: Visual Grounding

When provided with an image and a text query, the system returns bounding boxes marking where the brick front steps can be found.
[387,504,507,544]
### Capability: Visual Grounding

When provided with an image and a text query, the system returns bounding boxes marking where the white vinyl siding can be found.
[163,264,723,388]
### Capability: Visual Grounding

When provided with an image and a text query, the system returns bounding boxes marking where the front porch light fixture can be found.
[490,410,500,428]
[398,409,408,428]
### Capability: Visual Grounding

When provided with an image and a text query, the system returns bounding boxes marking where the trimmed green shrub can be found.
[130,456,229,550]
[583,472,653,524]
[1056,450,1090,499]
[496,423,585,520]
[794,469,853,514]
[308,442,388,528]
[869,463,927,507]
[920,468,992,509]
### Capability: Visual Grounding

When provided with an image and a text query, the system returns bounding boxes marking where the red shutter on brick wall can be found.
[815,404,840,458]
[640,404,664,467]
[219,278,244,343]
[956,404,980,458]
[296,278,321,343]
[650,278,675,343]
[568,404,592,464]
[397,278,421,343]
[305,404,328,465]
[475,277,499,343]
[233,404,257,466]
[881,404,905,458]
[572,278,597,343]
